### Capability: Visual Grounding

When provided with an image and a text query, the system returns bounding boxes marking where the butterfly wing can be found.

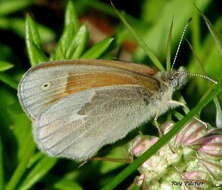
[34,85,154,161]
[18,60,159,120]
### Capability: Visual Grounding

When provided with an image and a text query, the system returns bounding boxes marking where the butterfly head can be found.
[162,66,188,90]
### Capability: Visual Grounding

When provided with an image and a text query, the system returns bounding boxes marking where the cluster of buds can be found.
[128,119,222,190]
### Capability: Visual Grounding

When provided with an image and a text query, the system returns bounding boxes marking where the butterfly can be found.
[17,59,188,161]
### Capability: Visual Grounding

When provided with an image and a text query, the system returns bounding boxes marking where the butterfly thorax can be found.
[141,67,188,118]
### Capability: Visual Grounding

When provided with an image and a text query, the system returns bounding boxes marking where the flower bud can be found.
[175,120,207,146]
[193,129,222,158]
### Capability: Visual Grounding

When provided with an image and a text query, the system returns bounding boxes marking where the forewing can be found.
[18,60,159,120]
[34,85,152,161]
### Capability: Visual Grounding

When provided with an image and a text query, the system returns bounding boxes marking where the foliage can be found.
[0,0,221,189]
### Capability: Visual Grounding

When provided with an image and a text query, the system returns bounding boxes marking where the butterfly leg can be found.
[154,114,162,136]
[78,160,88,168]
[169,100,186,108]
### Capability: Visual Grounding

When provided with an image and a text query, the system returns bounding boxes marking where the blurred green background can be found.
[0,0,222,189]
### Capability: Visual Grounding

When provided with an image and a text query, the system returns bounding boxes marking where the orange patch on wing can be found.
[31,60,160,102]
[63,71,160,96]
[45,71,160,105]
[64,72,139,95]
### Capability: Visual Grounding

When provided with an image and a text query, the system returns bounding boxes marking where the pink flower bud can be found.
[192,129,222,158]
[175,120,207,146]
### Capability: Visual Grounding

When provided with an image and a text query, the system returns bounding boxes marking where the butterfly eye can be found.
[41,82,51,90]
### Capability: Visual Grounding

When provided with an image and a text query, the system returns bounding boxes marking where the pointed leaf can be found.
[25,15,42,49]
[50,23,77,60]
[25,15,48,65]
[65,0,79,32]
[82,38,114,59]
[26,41,48,66]
[66,25,88,59]
[0,0,33,15]
[50,1,81,60]
[0,61,13,72]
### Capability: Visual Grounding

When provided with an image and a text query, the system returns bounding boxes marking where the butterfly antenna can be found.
[187,72,218,84]
[179,71,218,84]
[171,19,192,71]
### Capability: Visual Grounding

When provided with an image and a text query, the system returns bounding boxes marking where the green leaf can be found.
[111,2,164,71]
[0,0,33,15]
[65,0,79,32]
[5,134,36,190]
[101,78,222,190]
[214,97,222,128]
[26,41,48,66]
[50,23,75,60]
[25,15,48,66]
[0,73,17,89]
[27,152,44,168]
[51,23,86,60]
[50,1,81,60]
[54,179,83,190]
[0,61,13,72]
[66,25,88,59]
[18,157,57,190]
[166,19,174,71]
[25,15,42,49]
[81,38,114,59]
